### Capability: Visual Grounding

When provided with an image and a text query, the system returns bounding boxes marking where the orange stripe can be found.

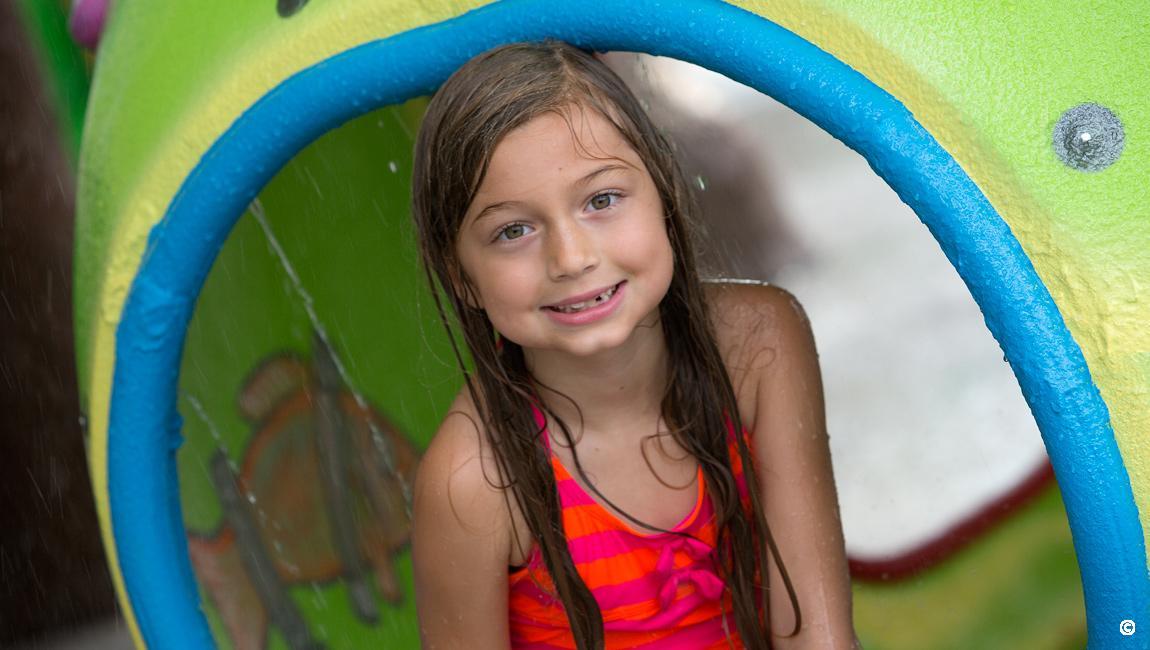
[560,504,615,538]
[604,628,676,646]
[576,547,659,587]
[600,607,737,648]
[581,547,711,590]
[602,593,727,624]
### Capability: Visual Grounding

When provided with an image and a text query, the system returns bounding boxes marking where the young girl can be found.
[410,41,855,649]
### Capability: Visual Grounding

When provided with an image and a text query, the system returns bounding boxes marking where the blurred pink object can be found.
[69,0,109,50]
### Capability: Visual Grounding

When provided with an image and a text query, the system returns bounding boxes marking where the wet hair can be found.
[411,40,800,649]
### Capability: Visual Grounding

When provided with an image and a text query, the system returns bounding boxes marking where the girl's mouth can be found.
[545,282,621,313]
[543,281,626,325]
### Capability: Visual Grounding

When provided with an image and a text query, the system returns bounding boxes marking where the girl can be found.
[410,41,855,649]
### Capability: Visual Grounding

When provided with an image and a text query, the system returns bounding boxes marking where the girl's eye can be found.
[588,192,619,211]
[495,222,532,242]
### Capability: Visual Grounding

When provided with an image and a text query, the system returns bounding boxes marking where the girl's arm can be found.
[712,283,858,649]
[412,392,514,649]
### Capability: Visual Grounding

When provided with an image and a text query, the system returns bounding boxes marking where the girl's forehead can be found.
[488,107,642,176]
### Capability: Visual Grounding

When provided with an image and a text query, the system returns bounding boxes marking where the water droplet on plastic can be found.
[1053,103,1124,172]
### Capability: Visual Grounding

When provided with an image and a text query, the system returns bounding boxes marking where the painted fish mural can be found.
[187,335,418,650]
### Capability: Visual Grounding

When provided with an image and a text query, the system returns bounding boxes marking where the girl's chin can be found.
[540,327,643,360]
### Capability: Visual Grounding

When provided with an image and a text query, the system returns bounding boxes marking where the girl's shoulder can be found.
[703,281,814,427]
[414,385,515,550]
[411,386,521,645]
[704,281,810,342]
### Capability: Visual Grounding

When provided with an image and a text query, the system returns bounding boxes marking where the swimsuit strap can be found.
[529,401,550,450]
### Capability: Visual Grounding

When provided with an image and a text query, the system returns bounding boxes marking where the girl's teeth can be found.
[553,285,617,313]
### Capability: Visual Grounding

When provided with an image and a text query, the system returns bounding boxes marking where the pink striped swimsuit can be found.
[508,407,755,649]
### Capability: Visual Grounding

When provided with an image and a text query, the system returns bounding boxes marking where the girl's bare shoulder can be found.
[412,385,516,646]
[705,281,810,338]
[703,281,814,424]
[414,386,513,542]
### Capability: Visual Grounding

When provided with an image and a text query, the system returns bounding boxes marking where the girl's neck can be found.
[523,321,669,439]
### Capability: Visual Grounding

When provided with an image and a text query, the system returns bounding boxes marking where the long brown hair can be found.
[411,41,800,649]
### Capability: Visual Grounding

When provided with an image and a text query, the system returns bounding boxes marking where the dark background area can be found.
[1,0,118,644]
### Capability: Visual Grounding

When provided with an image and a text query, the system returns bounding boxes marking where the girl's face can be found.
[454,105,674,360]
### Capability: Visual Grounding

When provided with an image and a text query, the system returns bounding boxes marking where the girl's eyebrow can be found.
[468,163,632,230]
[469,200,526,230]
[573,162,631,188]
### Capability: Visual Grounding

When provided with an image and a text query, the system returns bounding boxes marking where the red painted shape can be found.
[848,460,1056,582]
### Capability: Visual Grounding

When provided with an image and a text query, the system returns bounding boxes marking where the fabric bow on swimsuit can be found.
[655,535,725,609]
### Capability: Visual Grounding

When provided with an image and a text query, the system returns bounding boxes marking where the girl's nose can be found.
[547,221,599,281]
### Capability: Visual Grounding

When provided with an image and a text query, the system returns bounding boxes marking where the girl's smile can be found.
[542,280,626,326]
[454,106,674,359]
